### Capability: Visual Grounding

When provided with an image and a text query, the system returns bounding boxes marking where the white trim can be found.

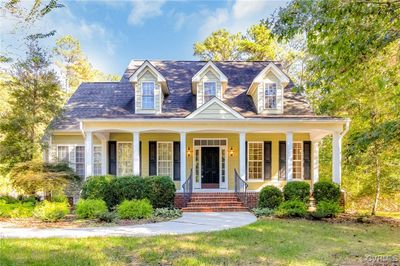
[247,141,264,181]
[156,141,174,178]
[116,141,133,176]
[247,62,290,95]
[192,61,228,83]
[78,118,349,123]
[140,81,156,110]
[129,61,168,94]
[186,97,244,119]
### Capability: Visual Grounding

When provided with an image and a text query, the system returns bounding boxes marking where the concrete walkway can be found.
[0,212,256,239]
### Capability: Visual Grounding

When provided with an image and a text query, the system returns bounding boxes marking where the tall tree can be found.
[271,0,400,214]
[53,35,120,92]
[240,24,278,60]
[0,41,64,172]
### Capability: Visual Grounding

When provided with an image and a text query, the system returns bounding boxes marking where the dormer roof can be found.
[129,60,169,94]
[247,62,290,95]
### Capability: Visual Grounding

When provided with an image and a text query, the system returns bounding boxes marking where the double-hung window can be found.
[157,142,173,177]
[75,146,85,177]
[247,142,263,180]
[141,82,155,109]
[57,146,69,163]
[264,83,277,109]
[293,142,303,179]
[117,142,133,176]
[203,81,217,103]
[93,146,102,176]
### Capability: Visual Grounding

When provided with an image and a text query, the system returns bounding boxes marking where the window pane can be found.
[142,82,154,109]
[204,82,216,103]
[265,83,277,109]
[93,146,102,176]
[292,143,303,179]
[57,146,69,163]
[248,142,263,179]
[117,143,133,176]
[157,142,173,177]
[75,146,85,178]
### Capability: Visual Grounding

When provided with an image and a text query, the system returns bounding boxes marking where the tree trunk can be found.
[371,156,381,216]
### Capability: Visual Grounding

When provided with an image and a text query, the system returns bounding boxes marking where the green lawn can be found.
[1,218,399,266]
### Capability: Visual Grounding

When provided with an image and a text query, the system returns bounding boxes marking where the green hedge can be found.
[311,200,341,219]
[275,200,308,218]
[117,199,153,219]
[258,186,283,209]
[33,201,69,222]
[76,199,108,219]
[144,176,176,208]
[0,200,35,218]
[283,181,310,202]
[313,181,340,203]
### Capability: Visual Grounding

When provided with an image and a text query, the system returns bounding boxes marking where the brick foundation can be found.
[174,193,185,208]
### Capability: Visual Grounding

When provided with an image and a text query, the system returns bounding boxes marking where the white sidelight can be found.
[286,132,293,181]
[239,132,246,179]
[101,138,107,175]
[133,131,140,176]
[180,132,186,189]
[332,131,342,185]
[312,141,319,184]
[84,131,93,179]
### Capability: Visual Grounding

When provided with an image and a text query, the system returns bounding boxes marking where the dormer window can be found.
[264,83,277,109]
[204,81,217,103]
[141,81,155,109]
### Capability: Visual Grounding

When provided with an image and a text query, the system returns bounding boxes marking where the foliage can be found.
[98,211,118,223]
[107,176,146,208]
[53,35,120,93]
[9,160,78,197]
[252,208,275,218]
[258,186,283,209]
[153,208,182,219]
[76,199,108,219]
[143,176,176,208]
[240,24,278,60]
[81,175,113,203]
[311,200,341,219]
[283,181,310,202]
[275,200,308,218]
[313,181,340,203]
[33,200,69,222]
[0,41,64,172]
[0,200,35,218]
[117,199,153,220]
[271,0,400,214]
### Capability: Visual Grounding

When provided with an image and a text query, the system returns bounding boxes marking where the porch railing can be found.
[234,169,248,206]
[182,169,193,208]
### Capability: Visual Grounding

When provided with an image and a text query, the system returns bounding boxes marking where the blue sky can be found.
[2,0,289,75]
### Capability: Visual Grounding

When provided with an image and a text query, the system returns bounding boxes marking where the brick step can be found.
[182,206,249,212]
[190,197,240,202]
[191,193,236,196]
[187,201,244,207]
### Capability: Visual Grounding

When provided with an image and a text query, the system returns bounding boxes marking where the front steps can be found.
[181,192,248,212]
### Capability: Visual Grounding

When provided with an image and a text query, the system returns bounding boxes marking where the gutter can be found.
[340,119,351,137]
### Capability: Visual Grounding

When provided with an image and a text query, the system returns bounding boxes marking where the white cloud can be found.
[127,0,166,26]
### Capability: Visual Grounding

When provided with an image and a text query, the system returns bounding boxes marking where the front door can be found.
[201,147,220,188]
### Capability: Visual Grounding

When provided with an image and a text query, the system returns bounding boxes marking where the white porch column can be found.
[101,138,107,175]
[332,132,342,185]
[286,132,293,181]
[133,131,140,176]
[180,132,186,189]
[84,131,93,179]
[239,132,246,179]
[312,141,319,184]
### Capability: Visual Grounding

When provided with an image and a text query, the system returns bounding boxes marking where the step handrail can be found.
[234,169,248,206]
[181,168,193,208]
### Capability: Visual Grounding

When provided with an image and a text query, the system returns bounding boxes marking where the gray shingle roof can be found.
[51,60,317,131]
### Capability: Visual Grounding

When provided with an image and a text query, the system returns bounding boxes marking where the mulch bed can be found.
[323,213,400,227]
[0,214,176,229]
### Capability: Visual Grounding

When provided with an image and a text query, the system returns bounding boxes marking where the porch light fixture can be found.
[187,147,191,157]
[229,147,234,157]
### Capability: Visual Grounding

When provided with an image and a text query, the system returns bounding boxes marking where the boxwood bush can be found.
[117,199,153,219]
[258,186,283,209]
[311,200,341,219]
[106,176,146,208]
[81,175,113,202]
[76,199,108,219]
[33,201,69,222]
[313,181,340,203]
[144,176,176,208]
[0,200,36,218]
[283,181,310,202]
[275,200,308,218]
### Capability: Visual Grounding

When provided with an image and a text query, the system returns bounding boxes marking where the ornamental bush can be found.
[283,181,310,202]
[144,176,176,208]
[258,186,283,209]
[252,208,275,217]
[76,199,108,219]
[311,200,341,219]
[81,175,113,202]
[33,201,69,222]
[275,200,308,218]
[153,208,182,219]
[106,176,146,208]
[313,181,341,203]
[0,200,35,218]
[117,199,153,219]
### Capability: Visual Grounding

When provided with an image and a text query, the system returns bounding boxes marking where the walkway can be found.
[0,212,256,238]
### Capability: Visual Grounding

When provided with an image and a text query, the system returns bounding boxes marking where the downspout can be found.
[340,119,351,137]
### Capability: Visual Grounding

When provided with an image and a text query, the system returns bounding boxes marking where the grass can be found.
[1,218,399,266]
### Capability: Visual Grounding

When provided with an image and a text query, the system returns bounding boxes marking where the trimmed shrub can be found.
[81,175,113,201]
[252,208,275,217]
[0,200,35,218]
[311,200,341,219]
[258,186,283,209]
[283,181,310,202]
[275,200,308,218]
[106,176,146,208]
[313,181,340,203]
[98,211,118,223]
[153,208,182,219]
[144,176,176,208]
[117,199,153,219]
[0,195,18,204]
[33,201,69,222]
[76,199,108,219]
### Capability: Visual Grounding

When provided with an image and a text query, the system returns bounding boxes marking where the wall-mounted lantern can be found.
[229,146,234,157]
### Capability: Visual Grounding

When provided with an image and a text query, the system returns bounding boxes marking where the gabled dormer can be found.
[247,63,290,114]
[192,61,228,108]
[129,61,169,114]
